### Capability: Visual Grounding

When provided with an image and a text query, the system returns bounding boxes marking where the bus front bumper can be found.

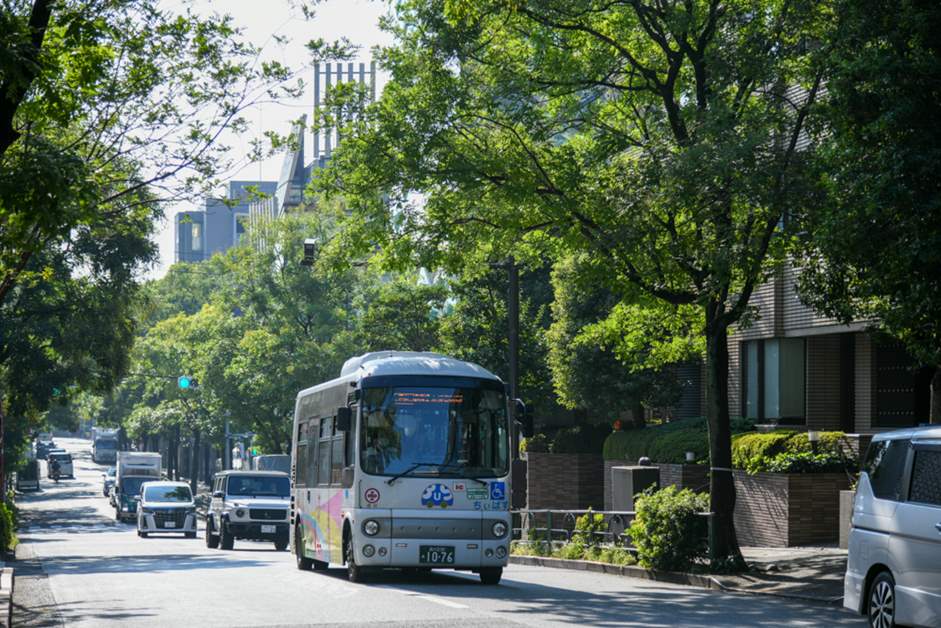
[354,538,509,569]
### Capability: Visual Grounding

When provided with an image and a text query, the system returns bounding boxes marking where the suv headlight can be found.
[491,521,508,538]
[363,520,380,536]
[235,508,245,518]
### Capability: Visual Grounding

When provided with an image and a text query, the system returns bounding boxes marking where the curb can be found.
[508,555,843,606]
[0,567,14,628]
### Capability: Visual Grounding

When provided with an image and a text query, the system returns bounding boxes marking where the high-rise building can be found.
[174,180,277,262]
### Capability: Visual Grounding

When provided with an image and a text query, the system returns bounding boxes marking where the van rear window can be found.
[909,449,941,507]
[864,439,909,501]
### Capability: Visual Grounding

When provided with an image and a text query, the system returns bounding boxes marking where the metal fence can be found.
[511,508,638,548]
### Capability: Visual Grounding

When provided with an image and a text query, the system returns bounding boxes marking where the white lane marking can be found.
[398,590,468,609]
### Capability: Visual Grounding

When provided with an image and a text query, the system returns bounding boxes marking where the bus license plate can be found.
[261,525,276,534]
[419,545,455,565]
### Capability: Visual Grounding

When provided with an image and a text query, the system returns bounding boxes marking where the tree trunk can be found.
[704,308,745,568]
[931,367,941,425]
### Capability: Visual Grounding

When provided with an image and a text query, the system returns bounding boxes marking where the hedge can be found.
[603,416,753,464]
[604,421,853,472]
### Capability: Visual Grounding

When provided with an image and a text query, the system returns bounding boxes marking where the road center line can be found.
[398,590,468,609]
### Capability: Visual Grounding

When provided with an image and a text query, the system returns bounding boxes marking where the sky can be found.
[151,0,393,278]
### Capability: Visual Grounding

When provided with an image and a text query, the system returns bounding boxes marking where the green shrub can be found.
[628,486,709,572]
[598,546,636,566]
[520,433,549,453]
[730,431,797,469]
[0,500,17,552]
[550,423,612,455]
[558,539,586,560]
[648,426,710,464]
[572,508,607,547]
[603,417,710,462]
[763,451,848,473]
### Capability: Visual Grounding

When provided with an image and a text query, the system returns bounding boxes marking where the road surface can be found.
[12,438,867,627]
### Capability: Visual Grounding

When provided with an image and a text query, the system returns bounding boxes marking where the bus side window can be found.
[295,421,308,488]
[307,418,320,486]
[318,417,333,486]
[344,406,356,467]
[331,418,344,484]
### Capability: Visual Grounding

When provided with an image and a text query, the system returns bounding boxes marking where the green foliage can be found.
[598,546,636,566]
[519,433,548,454]
[629,487,710,572]
[796,0,941,378]
[603,417,707,463]
[549,424,611,455]
[572,509,607,548]
[558,539,587,560]
[0,499,17,552]
[762,451,847,474]
[730,430,853,473]
[547,254,685,416]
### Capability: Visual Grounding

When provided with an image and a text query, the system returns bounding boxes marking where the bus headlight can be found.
[491,521,507,538]
[363,520,380,536]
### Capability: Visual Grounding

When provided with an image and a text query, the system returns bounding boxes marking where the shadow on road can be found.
[41,553,269,575]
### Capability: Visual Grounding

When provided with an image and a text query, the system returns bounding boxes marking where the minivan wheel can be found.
[205,517,219,549]
[868,571,896,628]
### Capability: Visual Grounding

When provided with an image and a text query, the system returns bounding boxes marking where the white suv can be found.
[137,481,197,538]
[206,471,290,551]
[844,425,941,627]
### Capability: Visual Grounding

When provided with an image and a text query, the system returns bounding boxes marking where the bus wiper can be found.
[386,462,440,485]
[385,462,488,486]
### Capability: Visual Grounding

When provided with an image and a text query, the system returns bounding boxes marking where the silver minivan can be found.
[844,425,941,627]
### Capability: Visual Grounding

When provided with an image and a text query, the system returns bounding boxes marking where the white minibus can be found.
[290,352,524,585]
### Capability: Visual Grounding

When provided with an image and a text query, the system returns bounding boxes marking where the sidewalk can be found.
[715,546,847,604]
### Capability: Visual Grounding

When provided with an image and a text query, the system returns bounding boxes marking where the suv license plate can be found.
[261,524,276,533]
[164,521,176,528]
[419,545,455,565]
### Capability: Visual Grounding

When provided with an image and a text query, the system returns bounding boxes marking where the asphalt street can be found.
[11,438,868,627]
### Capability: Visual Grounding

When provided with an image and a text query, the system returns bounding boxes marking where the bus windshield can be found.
[360,386,509,478]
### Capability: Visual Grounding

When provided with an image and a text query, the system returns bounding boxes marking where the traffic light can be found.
[177,375,192,389]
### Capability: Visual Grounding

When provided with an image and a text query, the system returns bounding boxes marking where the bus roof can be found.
[296,352,502,401]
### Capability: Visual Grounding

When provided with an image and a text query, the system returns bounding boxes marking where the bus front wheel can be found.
[295,526,312,571]
[344,533,364,583]
[479,567,502,585]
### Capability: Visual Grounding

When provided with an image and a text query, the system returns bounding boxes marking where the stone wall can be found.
[733,471,850,547]
[527,453,604,510]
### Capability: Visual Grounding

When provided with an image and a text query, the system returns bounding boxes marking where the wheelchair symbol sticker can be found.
[489,481,506,501]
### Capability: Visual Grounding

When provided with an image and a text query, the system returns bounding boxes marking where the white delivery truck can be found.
[114,452,162,522]
[92,428,119,464]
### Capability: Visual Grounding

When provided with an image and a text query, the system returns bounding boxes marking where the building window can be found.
[741,338,806,423]
[191,223,202,251]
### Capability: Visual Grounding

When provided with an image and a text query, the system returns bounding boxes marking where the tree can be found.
[796,0,941,423]
[318,0,830,564]
[354,276,446,353]
[548,254,684,425]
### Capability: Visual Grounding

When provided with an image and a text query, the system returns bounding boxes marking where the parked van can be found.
[844,425,941,628]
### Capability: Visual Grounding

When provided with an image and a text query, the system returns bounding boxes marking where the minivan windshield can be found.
[143,485,193,503]
[360,385,509,478]
[227,475,289,497]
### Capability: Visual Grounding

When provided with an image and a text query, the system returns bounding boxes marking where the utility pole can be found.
[507,258,520,460]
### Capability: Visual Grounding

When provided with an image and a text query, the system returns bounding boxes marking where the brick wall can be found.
[806,334,842,430]
[733,471,850,547]
[527,453,604,510]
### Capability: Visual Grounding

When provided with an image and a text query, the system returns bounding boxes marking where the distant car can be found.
[137,481,197,538]
[47,451,74,478]
[36,440,56,458]
[844,425,941,628]
[206,470,290,551]
[102,467,116,496]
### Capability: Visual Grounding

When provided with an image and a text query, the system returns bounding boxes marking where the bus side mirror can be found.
[336,406,352,432]
[515,399,533,438]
